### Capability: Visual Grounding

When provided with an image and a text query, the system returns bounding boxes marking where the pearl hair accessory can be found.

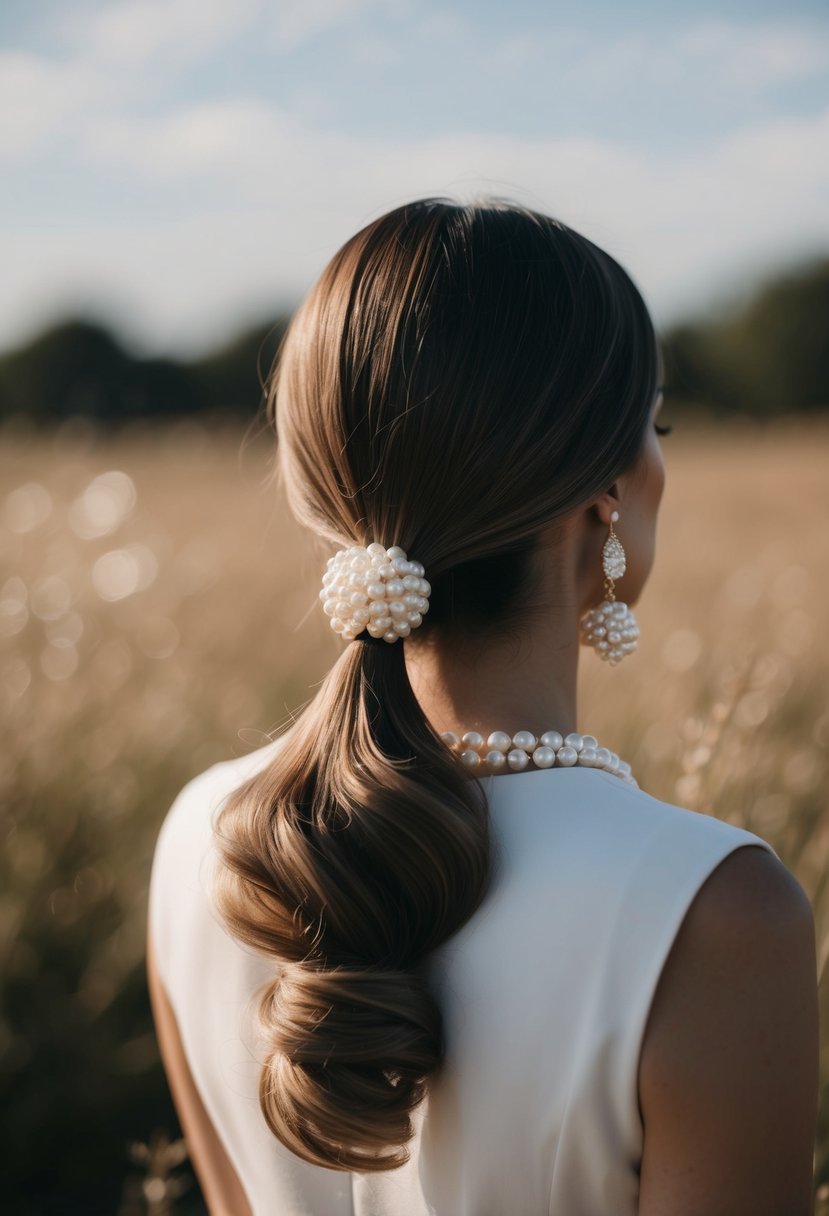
[319,543,431,643]
[441,728,637,785]
[579,510,640,665]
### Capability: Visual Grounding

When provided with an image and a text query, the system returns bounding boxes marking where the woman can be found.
[147,197,819,1214]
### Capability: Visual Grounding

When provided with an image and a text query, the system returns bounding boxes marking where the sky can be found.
[2,0,828,357]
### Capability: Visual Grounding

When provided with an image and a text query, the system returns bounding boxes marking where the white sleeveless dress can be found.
[148,737,778,1215]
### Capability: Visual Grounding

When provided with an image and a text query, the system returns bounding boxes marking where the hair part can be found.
[213,195,660,1170]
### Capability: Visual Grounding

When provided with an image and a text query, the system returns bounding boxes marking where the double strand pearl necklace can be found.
[441,729,637,787]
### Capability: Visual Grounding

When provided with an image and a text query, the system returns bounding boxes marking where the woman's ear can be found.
[590,483,623,527]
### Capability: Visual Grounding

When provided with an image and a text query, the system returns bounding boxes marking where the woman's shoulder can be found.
[148,738,286,980]
[154,736,284,847]
[148,739,286,932]
[583,767,779,855]
[637,839,817,1211]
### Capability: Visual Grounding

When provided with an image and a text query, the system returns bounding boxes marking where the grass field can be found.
[2,414,828,1212]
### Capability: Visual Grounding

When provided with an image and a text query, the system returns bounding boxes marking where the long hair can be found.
[212,197,660,1171]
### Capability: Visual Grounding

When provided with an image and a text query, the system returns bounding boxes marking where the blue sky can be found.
[2,0,828,356]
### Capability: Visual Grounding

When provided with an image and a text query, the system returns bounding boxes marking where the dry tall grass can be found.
[2,414,828,1211]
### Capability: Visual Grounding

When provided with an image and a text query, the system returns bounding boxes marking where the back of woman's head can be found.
[213,196,660,1171]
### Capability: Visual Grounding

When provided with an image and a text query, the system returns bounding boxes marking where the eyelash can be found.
[654,383,673,435]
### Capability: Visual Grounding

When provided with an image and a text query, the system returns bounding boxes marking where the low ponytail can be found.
[213,196,660,1169]
[213,638,489,1169]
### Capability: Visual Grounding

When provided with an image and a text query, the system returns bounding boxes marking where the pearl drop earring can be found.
[579,510,640,665]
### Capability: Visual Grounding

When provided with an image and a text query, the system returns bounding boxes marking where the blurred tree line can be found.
[664,255,829,415]
[0,318,289,426]
[0,254,827,424]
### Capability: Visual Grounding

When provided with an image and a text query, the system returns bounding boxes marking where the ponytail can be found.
[213,639,490,1169]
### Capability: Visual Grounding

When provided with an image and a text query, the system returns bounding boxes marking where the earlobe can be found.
[592,483,623,527]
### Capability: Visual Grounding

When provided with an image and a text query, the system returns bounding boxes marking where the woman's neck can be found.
[404,542,582,741]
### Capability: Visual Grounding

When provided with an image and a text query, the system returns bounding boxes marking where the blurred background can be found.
[2,1,828,1212]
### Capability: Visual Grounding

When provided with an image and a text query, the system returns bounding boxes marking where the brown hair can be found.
[213,197,660,1170]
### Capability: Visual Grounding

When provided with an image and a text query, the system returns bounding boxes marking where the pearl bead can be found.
[367,582,385,599]
[368,600,386,617]
[486,731,512,753]
[512,730,537,750]
[386,545,406,559]
[531,745,556,769]
[444,723,635,786]
[507,748,530,771]
[367,543,386,557]
[485,750,508,770]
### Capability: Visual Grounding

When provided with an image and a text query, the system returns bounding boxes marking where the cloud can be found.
[84,99,300,178]
[65,0,264,64]
[483,18,829,95]
[0,51,109,156]
[270,0,391,53]
[1,7,828,351]
[676,18,829,88]
[4,98,829,354]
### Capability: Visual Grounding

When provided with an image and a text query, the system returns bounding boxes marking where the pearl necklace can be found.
[441,729,637,786]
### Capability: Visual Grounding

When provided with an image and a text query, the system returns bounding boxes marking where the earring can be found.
[579,510,640,665]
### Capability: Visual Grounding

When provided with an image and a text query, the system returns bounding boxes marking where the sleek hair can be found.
[213,197,660,1171]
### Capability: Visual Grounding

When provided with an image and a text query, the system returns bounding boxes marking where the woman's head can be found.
[214,196,664,1175]
[274,196,663,641]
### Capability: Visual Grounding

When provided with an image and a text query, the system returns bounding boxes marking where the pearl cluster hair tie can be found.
[441,729,637,785]
[319,543,431,643]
